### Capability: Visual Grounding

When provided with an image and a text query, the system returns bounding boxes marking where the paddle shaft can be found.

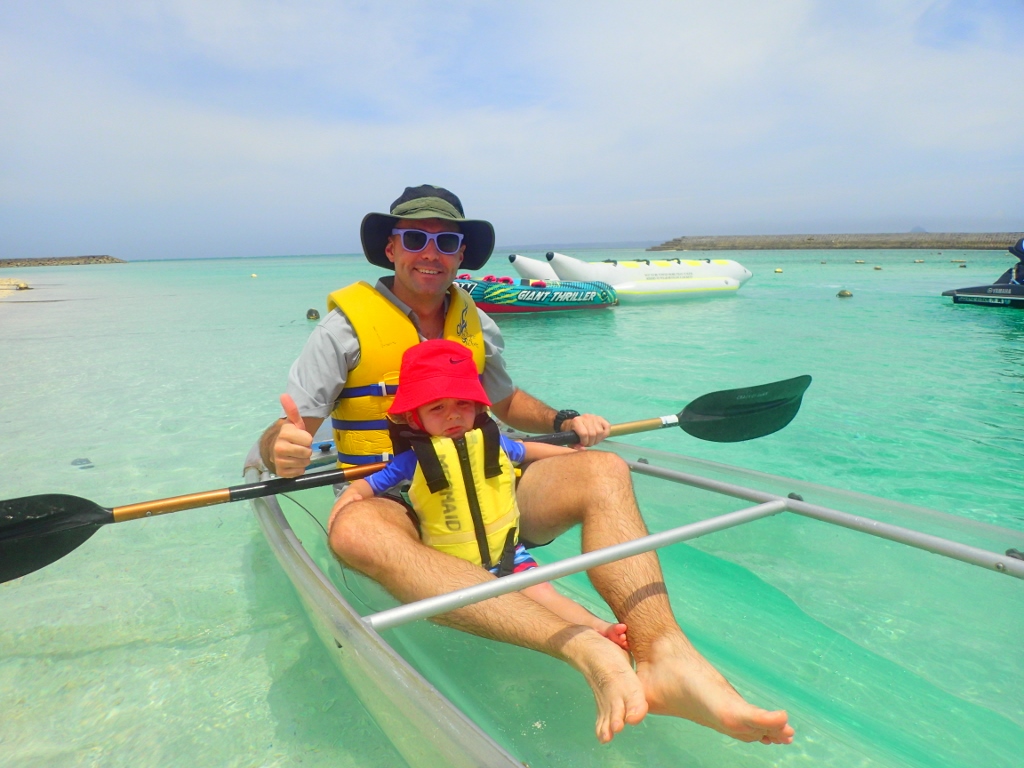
[115,413,689,521]
[111,462,388,522]
[111,416,684,520]
[1,375,809,584]
[117,382,809,519]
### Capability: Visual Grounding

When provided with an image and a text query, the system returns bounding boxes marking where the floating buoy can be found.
[874,266,882,270]
[837,290,853,298]
[306,308,320,321]
[251,273,258,278]
[774,268,783,273]
[855,260,865,264]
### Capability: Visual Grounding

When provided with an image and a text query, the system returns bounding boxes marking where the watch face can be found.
[556,410,580,430]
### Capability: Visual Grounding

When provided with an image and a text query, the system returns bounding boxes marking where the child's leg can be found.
[523,582,629,650]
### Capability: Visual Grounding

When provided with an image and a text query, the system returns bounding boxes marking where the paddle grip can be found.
[226,462,388,502]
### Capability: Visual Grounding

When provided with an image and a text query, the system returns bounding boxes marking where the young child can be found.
[328,339,628,650]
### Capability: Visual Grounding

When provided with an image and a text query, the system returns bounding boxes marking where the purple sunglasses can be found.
[392,228,465,255]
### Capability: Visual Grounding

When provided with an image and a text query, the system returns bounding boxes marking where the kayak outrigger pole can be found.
[363,463,1024,632]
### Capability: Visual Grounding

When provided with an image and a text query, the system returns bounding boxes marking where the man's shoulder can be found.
[328,280,390,306]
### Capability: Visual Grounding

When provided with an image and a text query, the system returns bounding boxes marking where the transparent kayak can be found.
[244,441,1023,768]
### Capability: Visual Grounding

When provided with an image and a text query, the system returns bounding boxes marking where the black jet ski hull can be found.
[942,284,1024,308]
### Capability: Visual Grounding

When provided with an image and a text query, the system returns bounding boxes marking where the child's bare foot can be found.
[597,621,629,651]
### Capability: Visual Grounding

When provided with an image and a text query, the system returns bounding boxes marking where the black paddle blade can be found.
[1,494,114,583]
[0,525,103,582]
[680,375,812,443]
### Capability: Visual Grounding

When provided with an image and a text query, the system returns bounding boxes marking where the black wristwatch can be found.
[553,409,581,432]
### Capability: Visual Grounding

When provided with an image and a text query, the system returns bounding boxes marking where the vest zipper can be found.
[454,437,492,568]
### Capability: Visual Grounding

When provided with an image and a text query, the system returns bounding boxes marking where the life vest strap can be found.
[336,451,393,465]
[332,418,390,431]
[410,439,450,493]
[339,383,399,398]
[476,415,502,479]
[495,527,518,578]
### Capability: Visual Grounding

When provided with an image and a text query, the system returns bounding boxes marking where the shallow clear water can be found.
[1,249,1022,765]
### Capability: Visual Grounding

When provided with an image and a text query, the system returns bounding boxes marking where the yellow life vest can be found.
[327,281,485,468]
[407,419,519,570]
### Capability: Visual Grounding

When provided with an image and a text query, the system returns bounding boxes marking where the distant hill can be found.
[649,233,1022,251]
[0,255,126,268]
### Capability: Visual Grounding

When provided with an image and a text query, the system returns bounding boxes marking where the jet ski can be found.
[942,237,1024,308]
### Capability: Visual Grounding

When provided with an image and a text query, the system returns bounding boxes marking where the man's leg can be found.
[515,450,794,745]
[328,495,648,742]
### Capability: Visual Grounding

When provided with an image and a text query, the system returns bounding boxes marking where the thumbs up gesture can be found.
[273,394,314,477]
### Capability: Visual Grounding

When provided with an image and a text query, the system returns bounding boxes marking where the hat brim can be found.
[361,213,495,271]
[1009,238,1024,260]
[387,374,491,415]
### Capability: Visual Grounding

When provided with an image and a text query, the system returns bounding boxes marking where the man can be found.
[259,185,794,745]
[1010,238,1024,284]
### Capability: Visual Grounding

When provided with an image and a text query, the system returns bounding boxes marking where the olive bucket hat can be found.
[360,185,496,271]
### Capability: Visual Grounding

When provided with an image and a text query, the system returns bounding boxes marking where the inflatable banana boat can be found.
[509,252,752,303]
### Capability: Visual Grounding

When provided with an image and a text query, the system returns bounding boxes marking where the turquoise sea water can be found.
[1,249,1022,766]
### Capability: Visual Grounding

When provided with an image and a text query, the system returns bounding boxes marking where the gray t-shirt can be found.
[284,277,516,420]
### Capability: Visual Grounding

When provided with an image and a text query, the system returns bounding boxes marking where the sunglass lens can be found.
[435,233,461,254]
[401,230,428,251]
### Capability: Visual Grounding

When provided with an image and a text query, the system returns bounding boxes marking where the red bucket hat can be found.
[387,339,490,416]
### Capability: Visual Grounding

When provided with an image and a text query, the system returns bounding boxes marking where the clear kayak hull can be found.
[247,441,1023,767]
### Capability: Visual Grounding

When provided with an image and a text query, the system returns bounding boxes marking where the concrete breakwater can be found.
[0,255,126,268]
[649,232,1023,252]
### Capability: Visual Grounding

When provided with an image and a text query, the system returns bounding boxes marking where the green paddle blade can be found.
[0,494,114,582]
[680,375,812,443]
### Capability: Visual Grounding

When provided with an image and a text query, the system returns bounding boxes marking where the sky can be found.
[1,0,1023,261]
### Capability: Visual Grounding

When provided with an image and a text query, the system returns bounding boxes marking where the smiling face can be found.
[414,397,480,439]
[385,217,465,305]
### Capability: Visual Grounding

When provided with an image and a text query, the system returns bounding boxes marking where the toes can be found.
[625,699,648,726]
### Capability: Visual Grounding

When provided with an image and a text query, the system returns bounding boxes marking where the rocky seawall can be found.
[649,232,1023,251]
[0,255,126,268]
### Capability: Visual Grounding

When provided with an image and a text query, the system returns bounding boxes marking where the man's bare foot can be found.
[563,628,649,743]
[635,634,794,745]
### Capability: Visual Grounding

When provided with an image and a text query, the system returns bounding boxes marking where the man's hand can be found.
[564,413,610,447]
[273,394,313,477]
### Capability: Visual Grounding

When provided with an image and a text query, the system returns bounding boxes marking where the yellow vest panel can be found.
[408,428,519,568]
[327,281,485,467]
